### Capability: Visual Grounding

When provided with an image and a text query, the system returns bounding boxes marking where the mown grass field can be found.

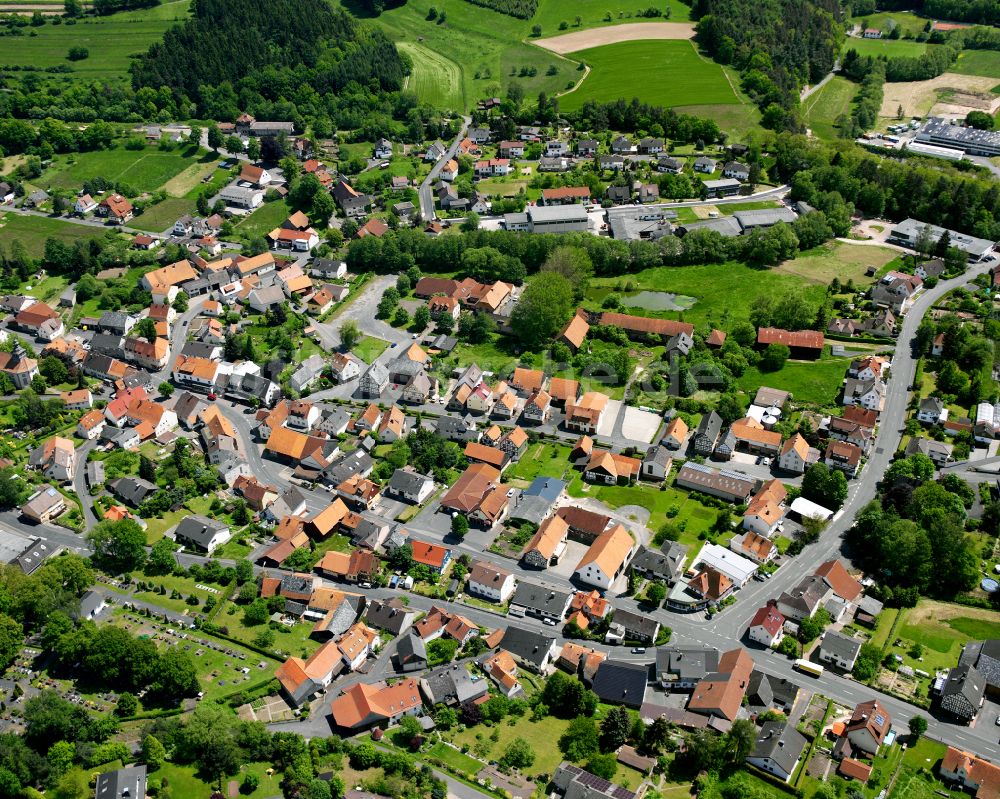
[561,39,738,111]
[0,213,112,257]
[848,11,931,37]
[355,0,569,111]
[772,242,900,284]
[233,199,294,240]
[951,48,1000,78]
[399,40,465,110]
[41,143,206,194]
[0,0,190,80]
[845,37,929,58]
[803,75,856,141]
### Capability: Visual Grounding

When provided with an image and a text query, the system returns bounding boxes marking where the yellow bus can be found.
[794,659,824,678]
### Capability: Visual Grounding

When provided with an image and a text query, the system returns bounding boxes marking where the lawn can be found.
[532,0,691,31]
[568,475,716,547]
[735,353,854,409]
[0,0,190,82]
[845,37,929,59]
[772,242,900,286]
[561,39,739,112]
[41,143,206,194]
[506,442,574,483]
[951,49,1000,78]
[443,713,571,774]
[359,0,569,112]
[148,761,283,799]
[889,599,1000,678]
[426,742,483,778]
[848,11,930,37]
[142,494,215,543]
[803,76,857,141]
[353,335,390,365]
[451,337,520,374]
[233,199,293,241]
[587,262,830,329]
[0,213,113,258]
[398,41,465,111]
[131,197,200,232]
[216,599,322,660]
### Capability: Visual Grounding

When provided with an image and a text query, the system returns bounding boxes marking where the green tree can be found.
[500,738,535,769]
[115,691,138,717]
[908,715,928,740]
[158,381,174,398]
[52,768,90,799]
[760,343,790,372]
[584,753,617,780]
[599,706,631,752]
[541,245,593,301]
[413,305,431,331]
[559,717,599,760]
[47,740,75,780]
[511,272,574,349]
[134,317,157,342]
[340,320,361,351]
[451,513,469,539]
[645,582,666,607]
[86,519,147,574]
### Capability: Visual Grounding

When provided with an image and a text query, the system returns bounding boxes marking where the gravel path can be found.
[533,21,696,54]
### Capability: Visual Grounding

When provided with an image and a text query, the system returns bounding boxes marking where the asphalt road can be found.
[419,117,471,222]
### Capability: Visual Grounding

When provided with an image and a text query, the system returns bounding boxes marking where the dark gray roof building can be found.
[939,664,985,721]
[95,764,147,799]
[591,660,649,707]
[500,626,558,672]
[419,663,489,706]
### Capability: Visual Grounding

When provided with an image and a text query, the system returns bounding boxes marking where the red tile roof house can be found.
[411,540,452,574]
[747,601,784,648]
[844,699,891,756]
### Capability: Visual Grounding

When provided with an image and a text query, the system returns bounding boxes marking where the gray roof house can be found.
[591,660,649,707]
[395,632,428,672]
[553,763,636,799]
[386,467,435,504]
[436,414,480,442]
[500,626,559,672]
[746,722,807,783]
[960,640,1000,696]
[509,582,572,622]
[420,663,489,706]
[358,362,389,398]
[290,354,327,394]
[95,765,146,799]
[365,597,418,636]
[939,664,986,721]
[107,476,158,507]
[630,542,688,585]
[656,646,720,690]
[817,631,862,671]
[174,514,231,553]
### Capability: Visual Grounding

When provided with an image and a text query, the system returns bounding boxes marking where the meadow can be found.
[0,213,112,257]
[772,242,900,284]
[951,48,1000,78]
[40,143,206,194]
[354,0,570,110]
[848,11,931,37]
[734,353,854,409]
[0,0,191,81]
[560,39,739,111]
[803,76,856,141]
[844,37,929,59]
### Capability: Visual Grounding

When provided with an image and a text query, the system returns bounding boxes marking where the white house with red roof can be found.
[748,601,785,648]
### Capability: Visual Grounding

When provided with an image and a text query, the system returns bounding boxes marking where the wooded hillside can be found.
[131,0,409,109]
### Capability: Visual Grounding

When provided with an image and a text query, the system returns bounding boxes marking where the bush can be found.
[67,45,88,60]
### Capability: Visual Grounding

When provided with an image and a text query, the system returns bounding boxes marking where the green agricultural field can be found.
[358,0,569,112]
[398,41,465,110]
[130,197,199,232]
[0,213,113,258]
[0,0,190,81]
[40,143,206,195]
[952,49,1000,78]
[561,39,739,111]
[532,0,690,31]
[803,76,856,141]
[844,37,929,58]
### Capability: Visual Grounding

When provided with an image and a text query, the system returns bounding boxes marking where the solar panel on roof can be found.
[874,713,885,725]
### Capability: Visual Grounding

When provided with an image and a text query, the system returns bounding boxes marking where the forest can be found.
[130,0,409,116]
[691,0,842,131]
[463,0,538,18]
[923,0,1000,24]
[565,99,723,144]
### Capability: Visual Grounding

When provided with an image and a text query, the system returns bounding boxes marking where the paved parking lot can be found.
[619,406,662,443]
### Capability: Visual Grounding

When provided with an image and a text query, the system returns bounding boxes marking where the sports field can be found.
[803,75,855,140]
[844,36,928,58]
[951,49,1000,78]
[399,41,464,110]
[560,39,739,111]
[41,144,205,194]
[0,0,190,81]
